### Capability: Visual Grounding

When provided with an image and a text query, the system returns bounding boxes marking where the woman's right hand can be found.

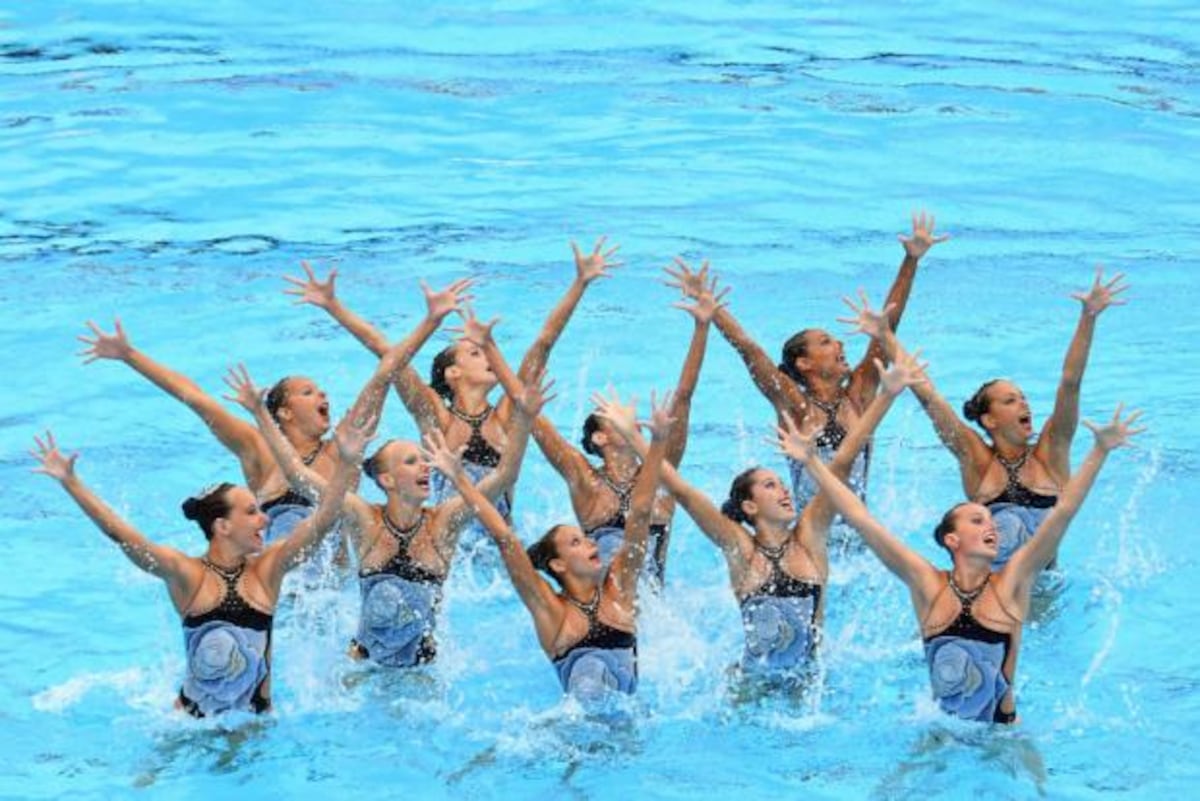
[221,363,265,413]
[30,430,77,481]
[77,318,133,363]
[282,260,338,310]
[773,413,816,464]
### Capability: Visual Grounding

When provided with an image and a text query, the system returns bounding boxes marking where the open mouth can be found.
[318,402,330,418]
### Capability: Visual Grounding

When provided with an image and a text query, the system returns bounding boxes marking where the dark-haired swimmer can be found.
[284,239,621,525]
[668,213,948,528]
[445,392,674,700]
[227,360,546,668]
[29,417,370,717]
[789,402,1141,724]
[841,267,1128,569]
[454,267,726,584]
[76,276,471,544]
[596,352,927,683]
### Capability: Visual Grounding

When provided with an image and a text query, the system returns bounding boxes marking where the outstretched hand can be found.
[773,414,816,464]
[423,277,476,322]
[837,290,895,340]
[591,387,639,443]
[283,260,338,309]
[447,303,499,347]
[1083,404,1144,452]
[877,348,929,397]
[515,369,556,418]
[1073,265,1129,318]
[222,363,265,413]
[572,235,622,284]
[673,264,730,324]
[662,256,710,300]
[77,318,133,364]
[30,430,78,481]
[898,209,950,260]
[420,429,466,479]
[644,390,678,440]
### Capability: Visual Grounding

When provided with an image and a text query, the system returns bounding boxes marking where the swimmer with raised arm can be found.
[669,213,948,516]
[596,350,928,682]
[452,265,725,583]
[226,359,547,668]
[443,391,674,699]
[839,266,1128,568]
[283,238,621,520]
[76,278,472,542]
[785,401,1141,723]
[30,415,372,717]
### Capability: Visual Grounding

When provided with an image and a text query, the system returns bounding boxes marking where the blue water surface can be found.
[2,2,1198,799]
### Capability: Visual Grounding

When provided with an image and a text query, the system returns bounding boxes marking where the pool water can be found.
[2,2,1197,799]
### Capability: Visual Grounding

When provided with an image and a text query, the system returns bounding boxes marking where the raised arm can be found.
[78,319,273,489]
[460,309,596,491]
[31,432,193,590]
[441,438,563,637]
[284,262,471,436]
[1037,267,1129,477]
[594,388,749,561]
[335,278,470,441]
[848,210,949,407]
[1005,405,1142,597]
[840,292,992,486]
[667,258,809,425]
[426,372,552,561]
[609,393,674,595]
[664,265,728,465]
[777,416,938,591]
[513,236,621,382]
[258,412,373,585]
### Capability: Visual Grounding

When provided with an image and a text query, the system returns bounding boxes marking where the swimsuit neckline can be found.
[449,404,493,426]
[202,557,247,581]
[382,507,426,542]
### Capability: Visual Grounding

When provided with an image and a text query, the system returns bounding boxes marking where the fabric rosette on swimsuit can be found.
[924,636,1009,721]
[183,620,268,715]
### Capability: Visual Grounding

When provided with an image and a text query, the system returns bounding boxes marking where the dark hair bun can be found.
[720,497,748,523]
[181,497,202,520]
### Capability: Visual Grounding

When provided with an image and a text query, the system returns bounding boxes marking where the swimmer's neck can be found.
[451,385,493,416]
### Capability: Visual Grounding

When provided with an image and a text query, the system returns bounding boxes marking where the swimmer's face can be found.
[745,469,795,525]
[944,503,997,558]
[794,330,849,382]
[220,486,269,555]
[377,440,430,501]
[979,380,1032,440]
[552,526,602,579]
[278,376,331,436]
[449,340,497,393]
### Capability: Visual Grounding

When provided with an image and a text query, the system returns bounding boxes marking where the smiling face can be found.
[794,329,850,382]
[216,486,270,556]
[742,469,796,526]
[275,376,331,437]
[979,380,1033,441]
[371,440,430,501]
[939,502,998,560]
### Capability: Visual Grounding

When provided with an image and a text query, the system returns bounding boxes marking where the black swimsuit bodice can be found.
[451,405,502,468]
[743,543,823,605]
[556,591,636,661]
[582,467,637,534]
[359,509,444,586]
[984,449,1058,509]
[261,488,314,513]
[183,562,273,632]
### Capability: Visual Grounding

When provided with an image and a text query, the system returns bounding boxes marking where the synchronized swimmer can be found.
[35,215,1139,725]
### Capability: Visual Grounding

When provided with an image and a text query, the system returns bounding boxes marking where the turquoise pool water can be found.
[3,2,1197,798]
